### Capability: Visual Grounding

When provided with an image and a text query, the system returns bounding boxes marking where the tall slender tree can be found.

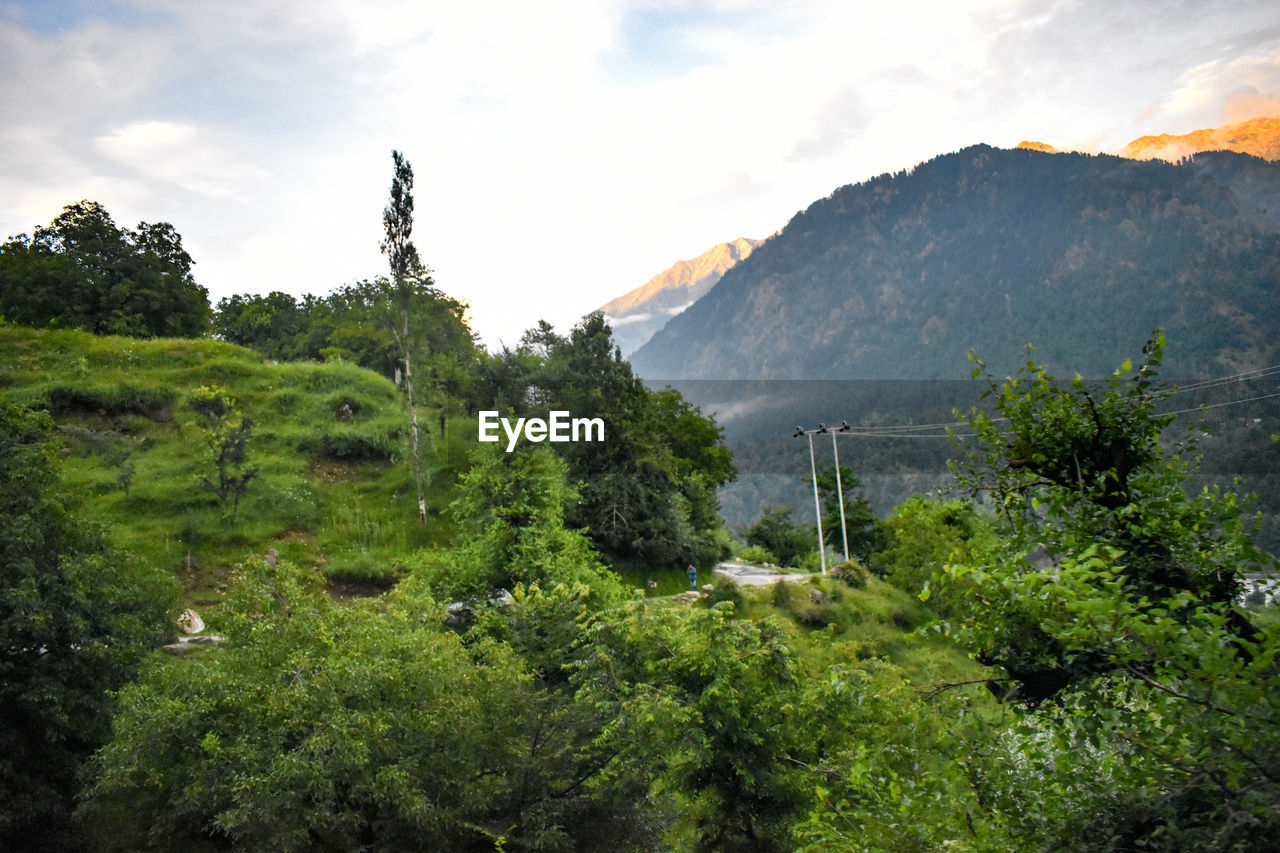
[381,150,428,522]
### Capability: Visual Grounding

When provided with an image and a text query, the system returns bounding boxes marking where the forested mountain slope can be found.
[631,146,1280,381]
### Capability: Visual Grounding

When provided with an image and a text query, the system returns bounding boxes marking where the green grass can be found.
[726,574,995,688]
[0,323,472,604]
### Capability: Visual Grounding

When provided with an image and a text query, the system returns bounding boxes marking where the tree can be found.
[83,559,654,852]
[212,291,311,360]
[945,334,1267,702]
[489,313,735,569]
[744,506,812,567]
[190,386,258,520]
[381,150,430,523]
[0,201,210,338]
[933,335,1280,849]
[434,443,626,607]
[82,559,541,851]
[815,464,879,561]
[871,495,995,609]
[574,601,816,851]
[0,403,173,850]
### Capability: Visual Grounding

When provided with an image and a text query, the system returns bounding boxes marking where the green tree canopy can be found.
[743,506,813,567]
[815,463,879,561]
[0,403,174,850]
[481,313,735,569]
[0,201,210,338]
[433,443,626,607]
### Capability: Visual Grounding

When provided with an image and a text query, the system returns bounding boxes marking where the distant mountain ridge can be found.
[1017,116,1280,162]
[1121,116,1280,162]
[630,145,1280,381]
[599,237,761,356]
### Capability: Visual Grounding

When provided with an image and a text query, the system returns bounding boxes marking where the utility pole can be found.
[793,424,828,576]
[831,420,851,562]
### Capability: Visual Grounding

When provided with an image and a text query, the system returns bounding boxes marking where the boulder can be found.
[176,608,204,634]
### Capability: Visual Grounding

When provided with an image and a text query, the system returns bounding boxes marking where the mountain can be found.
[1016,140,1059,153]
[630,145,1280,381]
[1121,116,1280,162]
[599,237,761,356]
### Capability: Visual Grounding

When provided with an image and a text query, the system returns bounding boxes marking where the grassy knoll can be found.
[0,323,472,605]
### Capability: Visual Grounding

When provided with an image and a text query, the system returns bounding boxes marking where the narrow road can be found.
[713,562,817,586]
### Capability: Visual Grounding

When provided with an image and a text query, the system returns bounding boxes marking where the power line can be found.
[1172,364,1280,394]
[1160,390,1280,417]
[816,367,1280,440]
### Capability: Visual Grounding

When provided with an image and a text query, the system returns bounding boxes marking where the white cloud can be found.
[2,0,1279,347]
[1225,84,1280,123]
[95,120,267,203]
[608,312,654,327]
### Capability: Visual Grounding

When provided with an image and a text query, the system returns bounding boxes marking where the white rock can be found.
[177,609,204,634]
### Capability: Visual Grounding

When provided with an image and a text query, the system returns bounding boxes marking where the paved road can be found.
[713,562,817,586]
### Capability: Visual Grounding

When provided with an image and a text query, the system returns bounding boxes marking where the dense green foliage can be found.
[947,335,1269,701]
[420,443,628,607]
[79,564,993,851]
[0,403,174,850]
[927,338,1280,849]
[743,506,814,566]
[83,560,553,851]
[478,313,736,570]
[871,494,996,608]
[0,201,211,338]
[215,279,476,396]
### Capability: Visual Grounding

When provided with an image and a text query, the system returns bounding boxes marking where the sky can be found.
[2,0,1278,348]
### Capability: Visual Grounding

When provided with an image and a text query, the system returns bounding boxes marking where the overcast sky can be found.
[2,0,1278,347]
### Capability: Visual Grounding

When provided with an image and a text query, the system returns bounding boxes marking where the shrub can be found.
[47,385,174,420]
[737,544,776,565]
[299,428,400,462]
[830,559,870,588]
[703,579,745,611]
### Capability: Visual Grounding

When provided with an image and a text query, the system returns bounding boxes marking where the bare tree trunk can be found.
[402,307,427,524]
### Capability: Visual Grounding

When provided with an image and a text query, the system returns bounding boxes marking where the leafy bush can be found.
[81,560,546,851]
[736,543,776,564]
[934,336,1280,848]
[872,496,995,609]
[299,428,401,462]
[829,559,869,588]
[47,384,174,420]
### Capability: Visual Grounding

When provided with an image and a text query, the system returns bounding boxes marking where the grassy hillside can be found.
[0,323,473,605]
